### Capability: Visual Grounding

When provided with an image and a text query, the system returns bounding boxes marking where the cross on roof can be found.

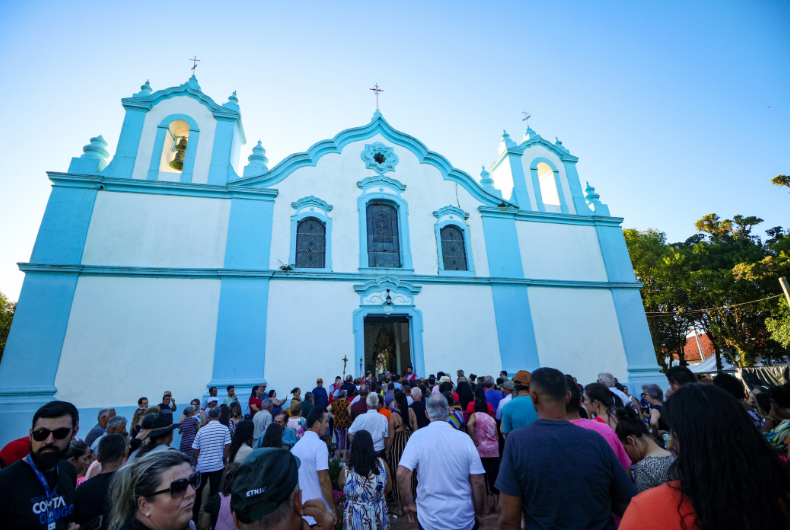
[190,56,200,74]
[370,83,383,109]
[522,110,531,126]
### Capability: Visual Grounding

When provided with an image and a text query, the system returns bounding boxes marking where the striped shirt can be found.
[192,420,231,472]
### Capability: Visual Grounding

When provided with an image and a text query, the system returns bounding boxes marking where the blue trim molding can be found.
[357,176,413,272]
[352,276,425,377]
[102,107,148,180]
[0,273,79,447]
[610,289,665,387]
[480,214,523,278]
[433,205,475,276]
[289,196,333,272]
[231,110,513,209]
[225,198,275,270]
[47,173,279,202]
[147,114,201,183]
[361,142,399,174]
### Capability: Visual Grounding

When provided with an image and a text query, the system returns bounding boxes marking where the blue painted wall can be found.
[30,187,98,265]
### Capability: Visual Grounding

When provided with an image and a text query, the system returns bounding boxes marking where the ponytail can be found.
[584,383,621,413]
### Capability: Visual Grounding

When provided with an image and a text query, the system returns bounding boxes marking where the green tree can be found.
[0,291,16,364]
[625,216,790,370]
[772,175,790,195]
[623,228,690,370]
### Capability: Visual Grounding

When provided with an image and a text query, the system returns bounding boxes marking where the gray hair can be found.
[261,397,273,410]
[597,373,615,387]
[642,384,663,402]
[106,416,127,430]
[366,394,379,408]
[97,408,114,421]
[183,405,196,416]
[484,376,495,388]
[410,387,422,400]
[107,451,191,530]
[207,407,221,419]
[426,394,449,422]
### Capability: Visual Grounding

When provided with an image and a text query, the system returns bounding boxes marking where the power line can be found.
[644,294,784,318]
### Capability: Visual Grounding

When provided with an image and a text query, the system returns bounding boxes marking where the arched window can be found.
[295,217,326,268]
[537,162,562,213]
[440,225,468,271]
[366,202,401,268]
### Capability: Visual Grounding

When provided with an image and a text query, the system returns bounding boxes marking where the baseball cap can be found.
[439,376,452,383]
[502,380,515,390]
[232,448,301,524]
[513,370,531,386]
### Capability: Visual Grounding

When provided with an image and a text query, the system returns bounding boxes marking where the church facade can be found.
[0,76,663,444]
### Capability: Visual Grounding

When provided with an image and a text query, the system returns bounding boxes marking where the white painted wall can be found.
[268,134,490,277]
[54,276,221,408]
[515,221,608,281]
[131,96,218,184]
[528,287,628,385]
[81,191,230,268]
[518,145,576,215]
[418,284,501,377]
[488,156,514,202]
[264,280,359,397]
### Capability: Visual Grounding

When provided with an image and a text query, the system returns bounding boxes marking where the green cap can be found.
[231,448,301,524]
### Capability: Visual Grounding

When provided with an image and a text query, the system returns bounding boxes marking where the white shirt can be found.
[495,393,512,420]
[350,395,360,405]
[291,431,329,526]
[192,420,231,473]
[610,387,636,410]
[399,421,484,530]
[348,409,389,451]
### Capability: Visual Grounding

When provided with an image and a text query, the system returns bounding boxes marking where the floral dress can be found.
[287,416,307,441]
[343,458,389,530]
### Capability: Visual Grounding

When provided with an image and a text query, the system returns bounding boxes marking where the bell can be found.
[169,138,187,170]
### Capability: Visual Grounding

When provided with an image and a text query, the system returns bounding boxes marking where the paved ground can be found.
[385,497,500,530]
[388,512,499,529]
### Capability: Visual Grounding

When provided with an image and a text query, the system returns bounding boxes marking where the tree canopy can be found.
[0,291,15,365]
[625,214,790,370]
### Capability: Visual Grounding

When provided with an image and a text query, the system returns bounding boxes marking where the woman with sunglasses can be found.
[107,450,200,530]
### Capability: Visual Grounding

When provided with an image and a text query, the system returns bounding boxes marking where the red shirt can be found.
[466,402,494,417]
[0,437,29,467]
[249,395,262,415]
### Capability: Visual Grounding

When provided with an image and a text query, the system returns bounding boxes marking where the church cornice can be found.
[121,76,246,143]
[230,110,514,208]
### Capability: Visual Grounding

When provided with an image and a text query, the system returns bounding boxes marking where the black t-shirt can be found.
[73,471,115,528]
[410,401,430,429]
[0,458,77,530]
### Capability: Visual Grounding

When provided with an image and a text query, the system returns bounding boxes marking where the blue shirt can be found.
[496,420,635,529]
[501,396,538,434]
[485,389,504,411]
[312,387,328,407]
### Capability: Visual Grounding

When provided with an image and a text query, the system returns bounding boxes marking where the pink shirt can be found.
[570,418,632,469]
[472,412,499,458]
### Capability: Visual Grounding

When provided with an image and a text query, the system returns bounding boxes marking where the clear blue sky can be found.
[1,1,788,301]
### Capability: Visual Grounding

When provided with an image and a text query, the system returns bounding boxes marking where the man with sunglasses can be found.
[0,400,79,530]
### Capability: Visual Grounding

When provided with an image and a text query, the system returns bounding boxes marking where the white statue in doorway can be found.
[375,349,390,377]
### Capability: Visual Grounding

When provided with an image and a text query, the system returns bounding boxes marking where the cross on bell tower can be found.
[190,56,200,75]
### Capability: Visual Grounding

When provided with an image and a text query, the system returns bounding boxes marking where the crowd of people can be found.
[2,364,790,530]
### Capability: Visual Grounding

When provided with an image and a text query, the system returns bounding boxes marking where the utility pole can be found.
[780,277,790,306]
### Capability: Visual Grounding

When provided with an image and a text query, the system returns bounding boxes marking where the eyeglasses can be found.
[144,472,201,499]
[32,427,72,442]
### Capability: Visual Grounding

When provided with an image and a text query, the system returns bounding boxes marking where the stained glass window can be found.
[295,217,326,268]
[366,203,401,268]
[440,225,467,271]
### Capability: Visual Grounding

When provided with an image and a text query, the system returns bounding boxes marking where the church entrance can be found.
[363,316,412,377]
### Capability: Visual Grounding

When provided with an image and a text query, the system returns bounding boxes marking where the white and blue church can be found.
[0,75,663,444]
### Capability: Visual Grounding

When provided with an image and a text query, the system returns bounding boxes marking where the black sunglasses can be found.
[144,472,201,499]
[32,427,72,442]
